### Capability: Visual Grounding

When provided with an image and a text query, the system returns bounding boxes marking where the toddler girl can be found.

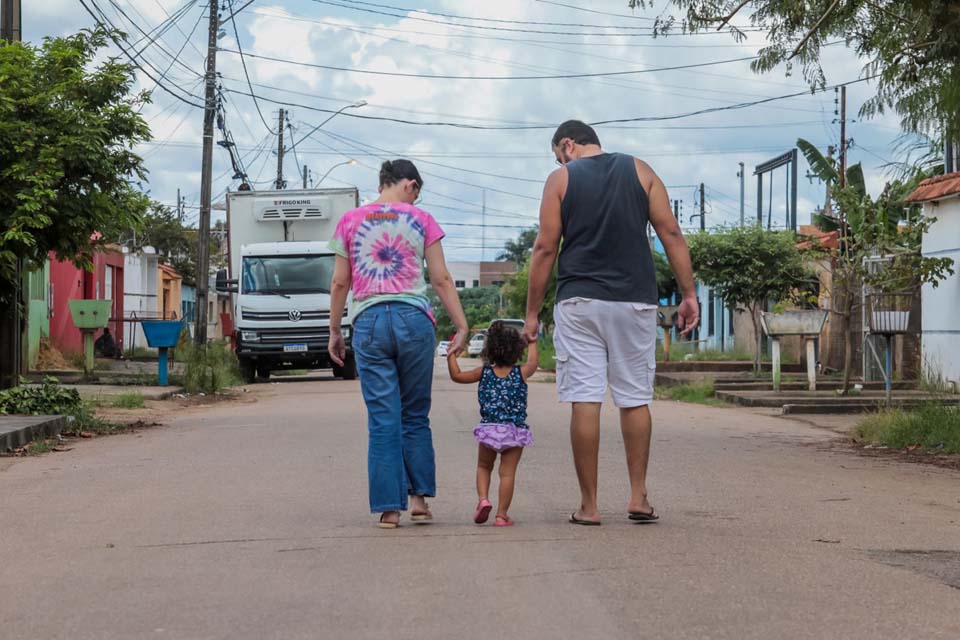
[448,321,537,526]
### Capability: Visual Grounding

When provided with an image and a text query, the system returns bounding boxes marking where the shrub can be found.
[181,340,241,394]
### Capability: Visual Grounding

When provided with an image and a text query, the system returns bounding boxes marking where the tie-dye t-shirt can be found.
[329,202,445,322]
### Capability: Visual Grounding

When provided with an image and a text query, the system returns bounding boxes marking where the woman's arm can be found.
[425,241,469,356]
[519,340,539,381]
[328,255,352,366]
[447,351,483,384]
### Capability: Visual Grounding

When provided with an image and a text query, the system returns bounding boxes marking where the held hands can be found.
[448,327,468,358]
[522,315,539,345]
[328,328,346,367]
[677,296,700,337]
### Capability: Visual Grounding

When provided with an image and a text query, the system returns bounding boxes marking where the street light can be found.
[316,159,357,185]
[287,101,367,152]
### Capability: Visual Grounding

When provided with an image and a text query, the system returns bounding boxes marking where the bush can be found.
[537,335,556,371]
[181,340,241,394]
[0,376,111,433]
[854,404,960,453]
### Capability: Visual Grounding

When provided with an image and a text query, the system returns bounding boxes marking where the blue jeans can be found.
[353,303,437,513]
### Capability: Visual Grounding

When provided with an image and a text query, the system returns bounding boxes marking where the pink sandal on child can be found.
[474,499,493,524]
[493,514,513,527]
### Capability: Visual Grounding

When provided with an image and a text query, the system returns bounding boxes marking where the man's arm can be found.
[639,159,700,336]
[523,169,565,343]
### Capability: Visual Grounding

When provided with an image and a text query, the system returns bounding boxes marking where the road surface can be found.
[2,363,958,639]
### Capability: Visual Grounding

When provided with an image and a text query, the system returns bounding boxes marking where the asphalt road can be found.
[2,362,959,639]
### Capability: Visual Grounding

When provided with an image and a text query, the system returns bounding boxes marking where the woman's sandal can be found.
[410,502,433,523]
[493,514,513,527]
[378,512,400,529]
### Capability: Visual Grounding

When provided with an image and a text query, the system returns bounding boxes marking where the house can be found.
[446,261,517,290]
[47,248,125,357]
[121,248,184,353]
[906,173,960,386]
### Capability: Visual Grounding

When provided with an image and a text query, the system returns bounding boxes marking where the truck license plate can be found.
[283,343,308,353]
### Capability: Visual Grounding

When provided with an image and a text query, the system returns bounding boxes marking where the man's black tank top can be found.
[557,152,658,305]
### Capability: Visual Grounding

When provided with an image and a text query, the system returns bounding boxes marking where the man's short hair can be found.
[552,120,601,148]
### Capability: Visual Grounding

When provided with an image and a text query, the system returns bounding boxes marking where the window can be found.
[472,280,480,288]
[241,254,335,295]
[708,290,716,336]
[491,280,505,286]
[455,280,465,288]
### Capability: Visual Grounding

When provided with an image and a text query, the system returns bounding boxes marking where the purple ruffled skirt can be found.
[473,423,533,452]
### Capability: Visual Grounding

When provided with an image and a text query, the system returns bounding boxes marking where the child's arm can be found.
[447,351,483,384]
[520,340,539,381]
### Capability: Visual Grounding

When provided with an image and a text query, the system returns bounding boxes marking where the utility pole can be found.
[0,0,22,387]
[302,165,308,189]
[274,108,286,190]
[839,84,847,189]
[195,0,219,346]
[738,162,745,226]
[481,189,487,262]
[699,182,706,232]
[176,188,182,221]
[1,0,20,42]
[673,199,680,222]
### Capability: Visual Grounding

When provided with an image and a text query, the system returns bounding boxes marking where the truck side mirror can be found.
[215,268,238,293]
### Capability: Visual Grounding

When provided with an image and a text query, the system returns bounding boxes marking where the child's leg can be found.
[476,444,497,500]
[496,446,524,517]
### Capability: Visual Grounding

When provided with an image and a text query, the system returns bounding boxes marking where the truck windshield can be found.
[241,254,335,295]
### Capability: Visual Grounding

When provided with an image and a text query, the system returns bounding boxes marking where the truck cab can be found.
[232,241,355,382]
[217,188,359,382]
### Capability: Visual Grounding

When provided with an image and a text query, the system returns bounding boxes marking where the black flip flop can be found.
[569,513,602,526]
[628,509,659,523]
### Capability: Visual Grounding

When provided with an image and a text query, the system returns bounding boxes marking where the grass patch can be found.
[123,346,157,360]
[180,340,241,394]
[655,380,728,406]
[111,392,145,409]
[656,342,798,364]
[25,439,55,456]
[272,369,310,377]
[854,404,960,454]
[537,335,556,371]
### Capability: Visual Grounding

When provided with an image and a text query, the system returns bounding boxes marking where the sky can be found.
[26,0,911,261]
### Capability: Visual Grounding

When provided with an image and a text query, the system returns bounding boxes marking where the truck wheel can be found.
[333,355,357,380]
[239,359,256,384]
[256,366,271,381]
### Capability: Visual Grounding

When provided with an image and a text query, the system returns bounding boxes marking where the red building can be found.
[48,247,125,356]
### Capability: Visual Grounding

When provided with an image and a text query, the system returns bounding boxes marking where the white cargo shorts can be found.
[553,297,657,408]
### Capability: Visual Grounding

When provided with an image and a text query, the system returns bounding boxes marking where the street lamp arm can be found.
[286,101,366,153]
[316,160,357,185]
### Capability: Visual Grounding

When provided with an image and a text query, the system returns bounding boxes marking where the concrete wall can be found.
[123,250,159,352]
[921,198,960,384]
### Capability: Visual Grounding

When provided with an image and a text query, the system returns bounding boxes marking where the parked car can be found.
[491,318,525,333]
[467,334,485,357]
[436,341,450,357]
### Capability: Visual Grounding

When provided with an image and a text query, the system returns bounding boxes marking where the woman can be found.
[328,159,469,529]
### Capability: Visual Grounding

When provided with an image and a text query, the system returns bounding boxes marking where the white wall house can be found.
[446,262,482,290]
[122,247,159,352]
[906,173,960,387]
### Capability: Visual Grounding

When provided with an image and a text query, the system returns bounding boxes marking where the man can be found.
[523,120,698,526]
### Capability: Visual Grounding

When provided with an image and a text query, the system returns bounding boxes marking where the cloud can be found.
[25,0,910,259]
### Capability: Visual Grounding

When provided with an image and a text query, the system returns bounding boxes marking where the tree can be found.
[497,226,539,264]
[652,250,680,302]
[629,1,960,140]
[126,203,217,286]
[688,226,817,374]
[799,139,955,390]
[502,256,557,331]
[0,28,150,308]
[429,286,502,340]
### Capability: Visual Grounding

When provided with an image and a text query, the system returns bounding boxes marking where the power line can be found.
[217,48,760,80]
[309,0,767,36]
[227,0,278,134]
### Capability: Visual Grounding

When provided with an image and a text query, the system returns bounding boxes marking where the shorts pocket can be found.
[555,352,570,391]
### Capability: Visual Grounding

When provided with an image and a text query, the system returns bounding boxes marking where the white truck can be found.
[216,188,359,383]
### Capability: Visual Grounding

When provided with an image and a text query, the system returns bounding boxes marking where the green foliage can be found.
[854,404,960,454]
[537,334,556,371]
[181,341,241,394]
[0,28,151,309]
[128,203,221,286]
[111,392,145,409]
[630,0,960,140]
[652,251,679,301]
[430,285,503,339]
[502,257,557,329]
[688,226,817,312]
[655,380,727,406]
[0,376,84,417]
[496,226,538,264]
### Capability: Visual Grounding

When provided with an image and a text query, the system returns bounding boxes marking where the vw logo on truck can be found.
[288,309,302,322]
